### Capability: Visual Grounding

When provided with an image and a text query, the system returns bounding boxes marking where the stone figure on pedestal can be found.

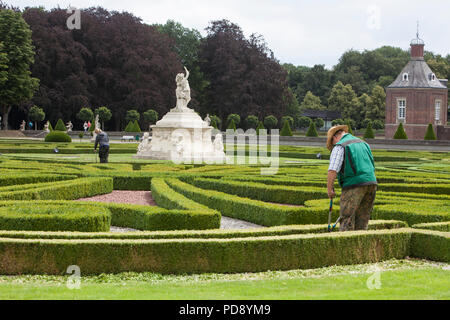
[173,67,192,112]
[44,121,50,132]
[66,121,73,132]
[20,120,25,131]
[204,114,211,126]
[91,115,100,142]
[135,66,226,163]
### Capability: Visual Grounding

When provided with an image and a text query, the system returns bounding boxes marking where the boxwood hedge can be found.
[0,204,110,232]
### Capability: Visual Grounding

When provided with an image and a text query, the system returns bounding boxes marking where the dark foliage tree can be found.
[199,20,292,121]
[22,7,182,130]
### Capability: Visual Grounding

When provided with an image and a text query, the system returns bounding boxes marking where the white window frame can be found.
[397,98,406,120]
[435,100,441,121]
[402,73,409,81]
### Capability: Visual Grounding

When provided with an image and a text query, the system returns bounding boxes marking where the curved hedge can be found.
[0,204,110,232]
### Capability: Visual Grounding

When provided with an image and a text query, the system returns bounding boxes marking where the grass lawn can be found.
[0,260,448,300]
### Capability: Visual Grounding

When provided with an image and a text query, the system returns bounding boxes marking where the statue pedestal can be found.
[134,108,226,164]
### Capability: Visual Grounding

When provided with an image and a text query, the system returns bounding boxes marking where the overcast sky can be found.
[7,0,450,68]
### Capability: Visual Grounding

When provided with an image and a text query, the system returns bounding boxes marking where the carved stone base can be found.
[134,109,226,163]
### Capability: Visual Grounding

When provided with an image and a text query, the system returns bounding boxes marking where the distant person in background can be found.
[94,128,110,163]
[87,121,91,130]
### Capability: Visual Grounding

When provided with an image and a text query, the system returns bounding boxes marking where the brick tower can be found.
[385,32,448,140]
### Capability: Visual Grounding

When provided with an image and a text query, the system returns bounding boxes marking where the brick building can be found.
[385,35,449,140]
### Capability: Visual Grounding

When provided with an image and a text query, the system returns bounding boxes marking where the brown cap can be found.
[326,125,348,151]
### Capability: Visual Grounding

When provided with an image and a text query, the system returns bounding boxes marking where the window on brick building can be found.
[398,99,406,119]
[435,100,441,121]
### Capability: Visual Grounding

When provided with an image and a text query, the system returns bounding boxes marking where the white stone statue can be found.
[20,120,25,131]
[94,114,100,130]
[204,114,211,126]
[91,114,101,142]
[44,121,50,132]
[66,121,73,132]
[173,67,191,112]
[213,133,224,152]
[137,132,151,154]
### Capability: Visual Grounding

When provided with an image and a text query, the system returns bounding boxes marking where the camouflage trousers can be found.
[339,184,377,231]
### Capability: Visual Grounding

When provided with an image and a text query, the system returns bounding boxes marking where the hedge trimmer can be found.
[328,199,340,232]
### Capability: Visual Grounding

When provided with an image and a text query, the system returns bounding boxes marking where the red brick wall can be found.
[385,88,448,139]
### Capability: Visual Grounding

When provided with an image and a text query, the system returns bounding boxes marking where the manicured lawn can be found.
[1,260,448,300]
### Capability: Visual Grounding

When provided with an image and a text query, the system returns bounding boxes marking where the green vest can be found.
[335,133,377,189]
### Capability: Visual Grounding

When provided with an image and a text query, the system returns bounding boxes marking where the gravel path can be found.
[76,191,157,206]
[76,190,265,231]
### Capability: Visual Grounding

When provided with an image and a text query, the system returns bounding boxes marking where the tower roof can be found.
[387,59,447,89]
[387,29,447,89]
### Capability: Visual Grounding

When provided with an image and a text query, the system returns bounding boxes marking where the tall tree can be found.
[22,7,182,130]
[0,9,39,129]
[300,91,325,112]
[328,81,360,122]
[366,85,386,122]
[199,20,291,121]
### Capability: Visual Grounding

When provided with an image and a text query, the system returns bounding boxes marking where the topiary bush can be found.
[124,121,134,132]
[227,119,236,131]
[306,121,318,137]
[363,122,375,139]
[54,119,66,131]
[280,119,293,136]
[132,120,141,133]
[44,131,72,142]
[424,124,436,140]
[256,121,266,135]
[393,123,408,139]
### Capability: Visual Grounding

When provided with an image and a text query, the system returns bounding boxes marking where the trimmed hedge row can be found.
[0,204,110,232]
[191,177,328,205]
[0,200,221,232]
[410,230,450,263]
[0,229,412,275]
[0,220,407,240]
[372,203,450,226]
[0,177,113,201]
[166,178,340,226]
[412,222,450,232]
[0,173,77,187]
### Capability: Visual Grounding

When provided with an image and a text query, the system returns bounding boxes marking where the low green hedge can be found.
[166,178,339,226]
[0,177,113,201]
[412,222,450,232]
[44,131,72,143]
[372,203,450,226]
[0,200,221,232]
[0,204,110,232]
[0,229,412,275]
[191,177,328,205]
[410,230,450,263]
[0,220,407,240]
[0,173,78,187]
